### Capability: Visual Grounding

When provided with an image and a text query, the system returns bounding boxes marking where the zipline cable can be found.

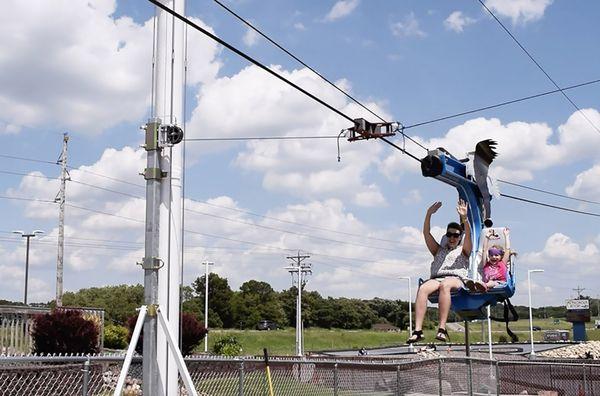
[478,0,600,135]
[500,193,600,218]
[148,0,353,124]
[404,78,600,130]
[498,179,600,206]
[210,0,428,152]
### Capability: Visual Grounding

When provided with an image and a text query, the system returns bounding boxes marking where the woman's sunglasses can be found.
[446,231,462,238]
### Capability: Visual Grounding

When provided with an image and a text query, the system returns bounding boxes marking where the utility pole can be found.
[202,261,214,353]
[573,286,586,299]
[55,133,69,307]
[285,252,311,356]
[12,230,44,305]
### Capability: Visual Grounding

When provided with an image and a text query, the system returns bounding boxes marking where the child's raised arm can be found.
[502,228,511,263]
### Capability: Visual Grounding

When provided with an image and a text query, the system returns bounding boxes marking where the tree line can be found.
[58,274,426,330]
[22,275,582,331]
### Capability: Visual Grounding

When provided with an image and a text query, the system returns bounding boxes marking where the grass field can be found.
[201,318,600,356]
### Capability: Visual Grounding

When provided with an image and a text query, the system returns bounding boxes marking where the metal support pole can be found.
[465,321,473,396]
[238,361,244,396]
[438,358,443,396]
[583,363,587,395]
[333,363,339,396]
[157,307,199,396]
[396,365,401,396]
[82,359,90,396]
[203,261,214,352]
[24,236,30,305]
[495,361,501,396]
[142,119,162,395]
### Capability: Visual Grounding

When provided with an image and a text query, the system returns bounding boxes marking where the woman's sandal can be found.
[435,328,450,342]
[407,330,424,344]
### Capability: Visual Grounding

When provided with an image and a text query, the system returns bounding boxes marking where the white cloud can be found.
[566,164,600,199]
[189,65,391,205]
[401,189,422,205]
[484,0,553,25]
[324,0,360,22]
[391,12,426,38]
[521,233,598,273]
[380,110,600,183]
[0,0,220,135]
[243,27,260,47]
[444,11,476,33]
[293,22,306,31]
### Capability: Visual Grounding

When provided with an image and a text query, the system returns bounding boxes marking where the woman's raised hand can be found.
[427,201,442,215]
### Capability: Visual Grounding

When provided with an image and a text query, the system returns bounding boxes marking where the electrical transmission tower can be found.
[285,252,312,356]
[55,132,69,307]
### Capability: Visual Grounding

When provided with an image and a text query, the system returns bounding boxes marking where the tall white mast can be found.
[153,1,185,394]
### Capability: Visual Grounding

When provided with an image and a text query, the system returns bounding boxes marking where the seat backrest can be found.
[473,227,513,281]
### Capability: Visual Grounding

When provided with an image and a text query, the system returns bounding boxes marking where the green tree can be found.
[61,284,143,324]
[191,273,234,328]
[279,288,324,328]
[231,280,285,329]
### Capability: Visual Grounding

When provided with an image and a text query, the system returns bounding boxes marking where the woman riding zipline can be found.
[407,199,472,344]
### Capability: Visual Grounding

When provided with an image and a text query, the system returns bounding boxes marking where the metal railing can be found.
[1,354,599,395]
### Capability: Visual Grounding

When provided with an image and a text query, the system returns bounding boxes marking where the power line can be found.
[478,0,600,135]
[184,206,418,254]
[500,193,600,218]
[185,135,340,141]
[498,179,600,206]
[67,166,145,189]
[0,154,57,166]
[0,195,55,204]
[404,78,600,130]
[191,200,418,246]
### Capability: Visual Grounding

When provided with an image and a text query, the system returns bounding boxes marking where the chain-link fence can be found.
[1,355,599,395]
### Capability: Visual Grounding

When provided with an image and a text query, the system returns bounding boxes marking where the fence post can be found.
[495,361,500,396]
[438,358,443,396]
[396,365,401,396]
[82,359,90,396]
[582,363,587,395]
[238,360,244,396]
[333,363,339,396]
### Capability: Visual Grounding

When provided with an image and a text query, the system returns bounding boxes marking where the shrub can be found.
[181,313,208,356]
[213,336,242,356]
[31,309,99,354]
[126,312,207,355]
[104,324,129,350]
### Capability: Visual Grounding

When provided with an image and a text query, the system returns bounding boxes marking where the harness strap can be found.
[489,298,519,342]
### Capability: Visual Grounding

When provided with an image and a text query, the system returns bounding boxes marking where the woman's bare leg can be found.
[438,277,464,329]
[414,280,441,331]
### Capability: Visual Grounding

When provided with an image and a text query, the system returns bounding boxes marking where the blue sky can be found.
[1,0,599,308]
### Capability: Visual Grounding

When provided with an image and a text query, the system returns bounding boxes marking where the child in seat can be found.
[465,228,510,292]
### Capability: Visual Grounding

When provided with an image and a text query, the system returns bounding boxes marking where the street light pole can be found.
[202,261,214,353]
[13,230,44,305]
[399,276,413,351]
[528,269,544,356]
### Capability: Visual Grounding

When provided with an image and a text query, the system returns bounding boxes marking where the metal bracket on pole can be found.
[144,167,166,180]
[138,257,164,270]
[144,120,161,151]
